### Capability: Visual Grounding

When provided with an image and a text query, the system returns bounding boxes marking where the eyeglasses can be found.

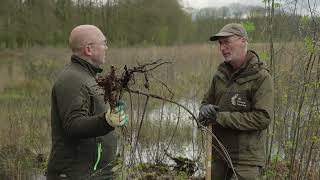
[216,36,242,48]
[87,40,108,47]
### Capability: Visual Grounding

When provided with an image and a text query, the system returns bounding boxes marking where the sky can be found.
[182,0,265,9]
[181,0,320,15]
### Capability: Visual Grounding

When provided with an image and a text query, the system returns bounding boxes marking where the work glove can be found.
[105,100,128,128]
[198,104,219,126]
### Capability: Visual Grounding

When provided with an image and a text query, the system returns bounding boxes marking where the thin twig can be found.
[132,96,149,161]
[149,73,174,99]
[127,88,199,126]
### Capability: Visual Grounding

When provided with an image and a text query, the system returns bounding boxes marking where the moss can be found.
[128,163,176,179]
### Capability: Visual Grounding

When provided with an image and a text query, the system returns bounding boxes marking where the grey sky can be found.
[182,0,320,11]
[182,0,264,9]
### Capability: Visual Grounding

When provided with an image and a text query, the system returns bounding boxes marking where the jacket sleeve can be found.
[217,73,274,131]
[54,77,114,139]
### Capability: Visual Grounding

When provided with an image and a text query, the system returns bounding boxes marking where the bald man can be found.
[47,25,127,180]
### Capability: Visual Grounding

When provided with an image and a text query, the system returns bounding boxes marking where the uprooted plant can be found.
[96,59,174,110]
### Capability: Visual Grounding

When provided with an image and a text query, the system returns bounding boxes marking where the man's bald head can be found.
[69,25,108,67]
[69,25,105,53]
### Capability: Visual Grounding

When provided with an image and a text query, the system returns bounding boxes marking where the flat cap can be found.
[209,23,248,41]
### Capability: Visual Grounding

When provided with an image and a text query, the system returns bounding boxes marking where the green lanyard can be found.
[93,142,102,171]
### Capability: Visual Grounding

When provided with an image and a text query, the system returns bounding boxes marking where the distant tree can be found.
[229,3,246,19]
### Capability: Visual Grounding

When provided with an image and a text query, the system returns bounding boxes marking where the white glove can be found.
[105,107,128,127]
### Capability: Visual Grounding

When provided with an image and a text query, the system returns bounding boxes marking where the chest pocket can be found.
[218,82,254,112]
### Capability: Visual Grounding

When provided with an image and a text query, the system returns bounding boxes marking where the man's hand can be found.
[199,104,219,126]
[105,101,128,127]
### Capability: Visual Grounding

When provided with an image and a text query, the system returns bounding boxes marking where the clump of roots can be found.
[96,66,127,109]
[96,59,171,110]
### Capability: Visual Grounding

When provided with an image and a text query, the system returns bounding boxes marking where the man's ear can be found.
[240,38,247,47]
[83,45,93,56]
[241,37,247,43]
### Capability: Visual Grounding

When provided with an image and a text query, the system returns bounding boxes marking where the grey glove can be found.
[199,104,219,126]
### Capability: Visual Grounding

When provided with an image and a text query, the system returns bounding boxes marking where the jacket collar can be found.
[71,55,103,76]
[216,50,269,84]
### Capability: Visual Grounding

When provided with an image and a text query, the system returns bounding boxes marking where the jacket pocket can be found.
[72,139,95,173]
[219,89,252,112]
[238,130,265,161]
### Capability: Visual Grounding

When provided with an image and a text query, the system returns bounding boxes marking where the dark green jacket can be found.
[47,55,117,180]
[202,50,274,166]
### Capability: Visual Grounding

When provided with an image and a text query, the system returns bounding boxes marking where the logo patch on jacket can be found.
[231,94,247,107]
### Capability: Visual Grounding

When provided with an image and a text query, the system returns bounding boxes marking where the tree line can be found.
[0,0,314,48]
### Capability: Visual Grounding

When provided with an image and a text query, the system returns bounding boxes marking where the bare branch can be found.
[127,88,199,126]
